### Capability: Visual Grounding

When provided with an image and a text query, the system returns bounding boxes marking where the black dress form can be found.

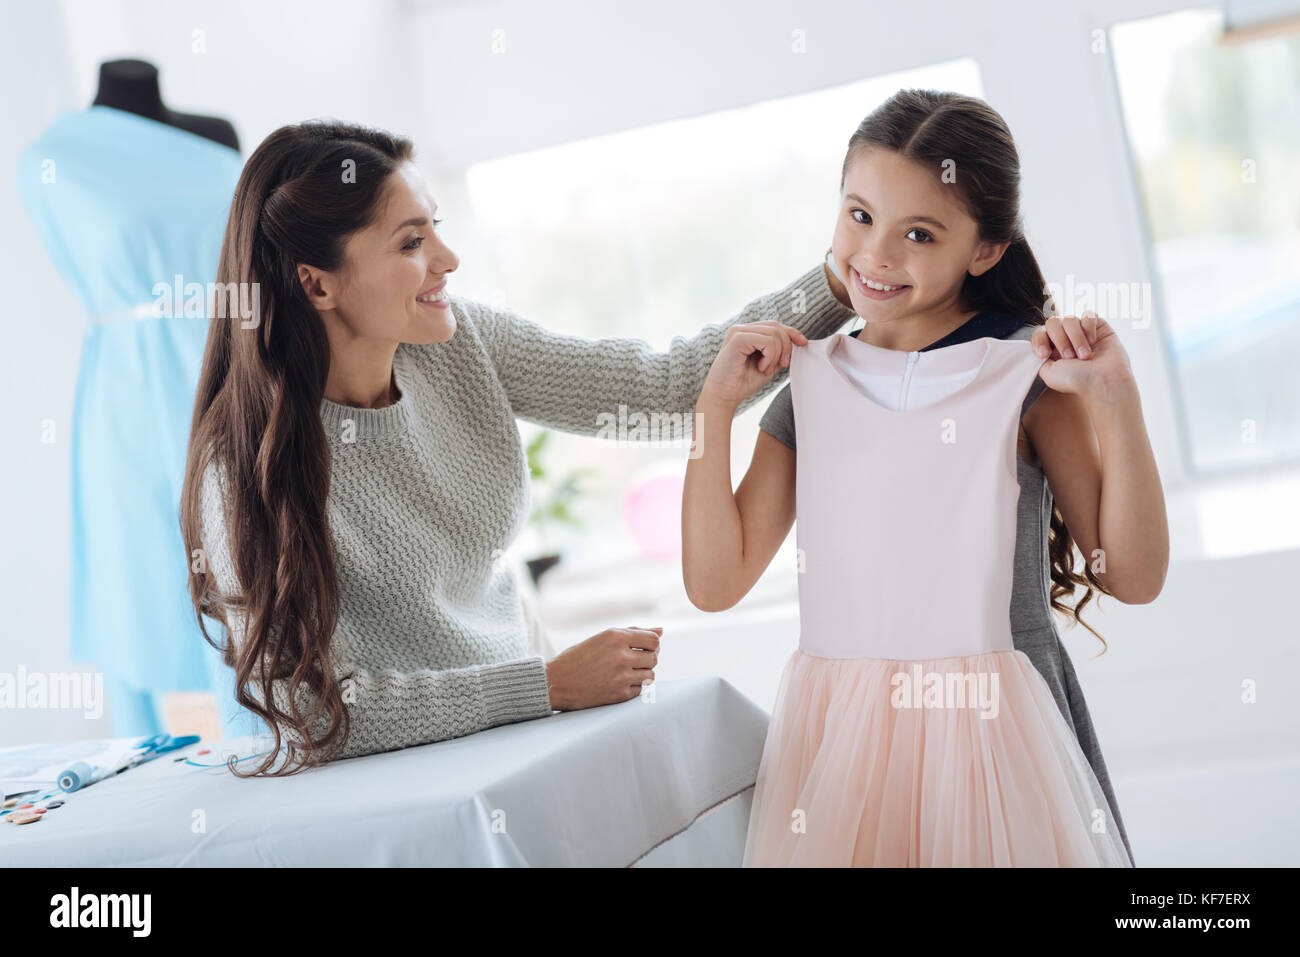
[92,58,239,151]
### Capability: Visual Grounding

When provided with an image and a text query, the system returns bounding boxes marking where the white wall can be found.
[0,0,85,745]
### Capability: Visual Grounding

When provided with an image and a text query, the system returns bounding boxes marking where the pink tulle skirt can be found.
[743,649,1133,867]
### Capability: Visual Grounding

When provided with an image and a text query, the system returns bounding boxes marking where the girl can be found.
[179,121,859,775]
[682,89,1167,866]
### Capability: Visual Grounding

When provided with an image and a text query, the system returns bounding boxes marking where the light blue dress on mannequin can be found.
[19,106,262,740]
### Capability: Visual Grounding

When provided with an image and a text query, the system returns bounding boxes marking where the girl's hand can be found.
[700,320,808,407]
[1031,311,1132,397]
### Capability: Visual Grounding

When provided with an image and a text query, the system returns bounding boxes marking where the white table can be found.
[1,677,766,867]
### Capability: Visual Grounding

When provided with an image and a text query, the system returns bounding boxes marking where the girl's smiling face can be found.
[831,146,1007,331]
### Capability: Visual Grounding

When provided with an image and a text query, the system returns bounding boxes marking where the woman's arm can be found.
[1022,333,1169,604]
[198,463,553,760]
[267,659,552,760]
[468,263,853,437]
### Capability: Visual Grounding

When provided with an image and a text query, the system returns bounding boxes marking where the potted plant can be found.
[523,430,598,585]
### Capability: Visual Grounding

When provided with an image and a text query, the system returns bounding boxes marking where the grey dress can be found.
[758,316,1135,863]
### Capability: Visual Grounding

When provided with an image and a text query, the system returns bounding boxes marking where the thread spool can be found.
[58,761,100,792]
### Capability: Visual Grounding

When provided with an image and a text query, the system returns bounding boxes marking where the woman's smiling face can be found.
[831,146,1005,328]
[322,160,461,346]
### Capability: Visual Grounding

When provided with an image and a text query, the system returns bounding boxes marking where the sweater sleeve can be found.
[468,263,855,436]
[198,462,553,761]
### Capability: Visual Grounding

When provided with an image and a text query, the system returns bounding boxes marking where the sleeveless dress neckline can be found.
[823,333,994,417]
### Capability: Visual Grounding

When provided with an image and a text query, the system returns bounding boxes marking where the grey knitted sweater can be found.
[198,264,855,760]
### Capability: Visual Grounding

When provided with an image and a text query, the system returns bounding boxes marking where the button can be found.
[11,813,41,825]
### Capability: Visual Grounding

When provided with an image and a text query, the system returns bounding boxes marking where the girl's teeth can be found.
[856,269,904,292]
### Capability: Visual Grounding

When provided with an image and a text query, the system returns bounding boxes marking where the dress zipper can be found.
[898,351,920,410]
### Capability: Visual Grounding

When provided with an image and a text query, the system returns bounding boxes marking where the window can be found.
[1111,8,1300,474]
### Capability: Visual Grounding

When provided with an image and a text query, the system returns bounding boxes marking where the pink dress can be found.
[742,332,1133,867]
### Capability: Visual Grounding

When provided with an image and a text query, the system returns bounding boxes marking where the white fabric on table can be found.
[0,677,764,866]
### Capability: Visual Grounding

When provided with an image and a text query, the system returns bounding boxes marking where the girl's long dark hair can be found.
[180,121,414,775]
[843,89,1112,654]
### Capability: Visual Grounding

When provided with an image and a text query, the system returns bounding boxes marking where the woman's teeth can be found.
[416,288,449,303]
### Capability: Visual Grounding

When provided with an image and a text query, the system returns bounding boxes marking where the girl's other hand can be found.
[1031,311,1132,397]
[699,320,808,408]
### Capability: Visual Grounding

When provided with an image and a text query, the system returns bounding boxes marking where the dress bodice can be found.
[791,333,1047,660]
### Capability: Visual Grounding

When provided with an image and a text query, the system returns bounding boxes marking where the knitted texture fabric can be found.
[198,264,854,759]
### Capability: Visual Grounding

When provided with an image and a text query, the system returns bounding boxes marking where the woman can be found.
[180,119,858,775]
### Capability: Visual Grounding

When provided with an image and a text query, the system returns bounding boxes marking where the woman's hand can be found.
[1031,311,1134,398]
[699,320,808,409]
[545,626,661,711]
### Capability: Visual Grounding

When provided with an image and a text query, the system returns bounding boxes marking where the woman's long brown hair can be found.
[180,121,414,775]
[842,89,1112,655]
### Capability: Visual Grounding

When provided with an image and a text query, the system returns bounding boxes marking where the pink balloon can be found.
[623,474,684,560]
